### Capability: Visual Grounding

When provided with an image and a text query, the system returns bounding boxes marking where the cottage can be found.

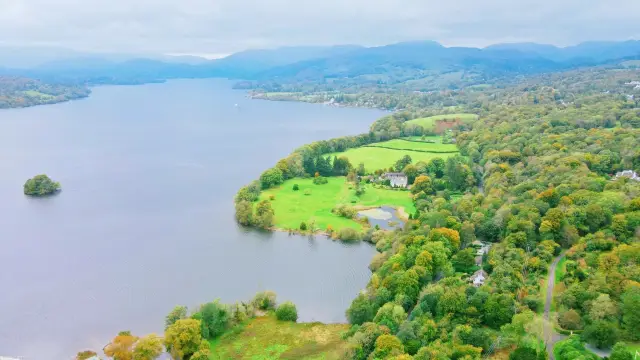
[383,173,408,188]
[469,269,488,287]
[615,170,640,182]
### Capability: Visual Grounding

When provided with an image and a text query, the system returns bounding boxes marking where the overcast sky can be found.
[1,0,639,56]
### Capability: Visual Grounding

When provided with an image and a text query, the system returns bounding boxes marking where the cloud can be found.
[0,0,638,54]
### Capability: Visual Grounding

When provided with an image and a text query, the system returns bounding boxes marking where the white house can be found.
[383,173,408,188]
[615,170,640,182]
[469,269,488,287]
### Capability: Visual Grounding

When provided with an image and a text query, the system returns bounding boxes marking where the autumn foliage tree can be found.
[104,331,138,360]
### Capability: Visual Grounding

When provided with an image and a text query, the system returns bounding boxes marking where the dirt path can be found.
[544,253,567,360]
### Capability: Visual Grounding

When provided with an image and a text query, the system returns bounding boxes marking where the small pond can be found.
[357,206,405,230]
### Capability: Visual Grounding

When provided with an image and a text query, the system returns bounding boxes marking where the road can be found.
[544,253,567,360]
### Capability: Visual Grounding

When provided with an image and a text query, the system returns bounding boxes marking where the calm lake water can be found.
[0,79,383,359]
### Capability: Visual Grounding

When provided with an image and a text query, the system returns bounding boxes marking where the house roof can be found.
[383,172,407,177]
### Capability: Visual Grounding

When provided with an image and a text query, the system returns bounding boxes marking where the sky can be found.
[1,0,639,56]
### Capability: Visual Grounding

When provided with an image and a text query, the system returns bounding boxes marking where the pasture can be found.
[259,177,415,231]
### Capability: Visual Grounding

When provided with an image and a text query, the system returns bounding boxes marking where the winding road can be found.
[544,253,567,360]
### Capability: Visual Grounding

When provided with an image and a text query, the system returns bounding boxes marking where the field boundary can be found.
[362,144,460,154]
[396,138,437,144]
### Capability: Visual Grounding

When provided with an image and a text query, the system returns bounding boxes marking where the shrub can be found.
[313,176,328,185]
[275,302,298,322]
[304,189,312,196]
[332,204,358,218]
[292,184,299,191]
[252,291,277,310]
[509,346,538,360]
[338,228,361,242]
[269,195,275,200]
[300,222,308,231]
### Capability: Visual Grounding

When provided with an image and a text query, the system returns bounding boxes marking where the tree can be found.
[369,335,404,359]
[346,322,388,360]
[190,340,211,360]
[164,319,203,360]
[427,158,446,178]
[429,227,461,250]
[276,301,298,322]
[347,293,374,325]
[234,200,253,226]
[582,320,618,349]
[254,200,274,228]
[104,332,138,360]
[23,174,60,196]
[373,303,407,333]
[200,300,230,338]
[394,155,412,172]
[357,163,366,176]
[610,342,634,360]
[452,248,476,273]
[259,168,284,189]
[411,175,433,195]
[252,291,277,310]
[333,156,352,176]
[621,287,640,340]
[235,182,261,202]
[558,309,582,330]
[133,334,163,360]
[484,294,515,328]
[315,156,333,176]
[166,306,188,330]
[402,164,419,184]
[589,294,617,321]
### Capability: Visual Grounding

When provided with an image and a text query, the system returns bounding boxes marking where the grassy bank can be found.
[209,315,349,359]
[555,257,567,284]
[328,140,457,172]
[259,177,415,231]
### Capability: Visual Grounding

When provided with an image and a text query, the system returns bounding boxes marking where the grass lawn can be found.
[209,315,349,360]
[404,113,478,130]
[259,177,415,231]
[365,138,459,153]
[328,146,456,173]
[625,343,640,355]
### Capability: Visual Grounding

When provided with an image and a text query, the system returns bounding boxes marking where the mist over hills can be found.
[0,40,638,86]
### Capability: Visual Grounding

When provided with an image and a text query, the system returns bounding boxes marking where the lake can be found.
[0,79,384,359]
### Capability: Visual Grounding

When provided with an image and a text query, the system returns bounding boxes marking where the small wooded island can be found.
[24,174,61,196]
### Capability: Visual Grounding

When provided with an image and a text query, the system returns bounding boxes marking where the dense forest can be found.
[0,76,90,108]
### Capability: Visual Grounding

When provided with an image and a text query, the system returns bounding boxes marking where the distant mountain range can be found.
[0,40,638,86]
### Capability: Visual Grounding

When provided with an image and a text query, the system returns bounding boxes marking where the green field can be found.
[209,315,348,360]
[365,138,459,153]
[404,113,478,130]
[22,90,55,99]
[328,144,457,172]
[259,177,415,231]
